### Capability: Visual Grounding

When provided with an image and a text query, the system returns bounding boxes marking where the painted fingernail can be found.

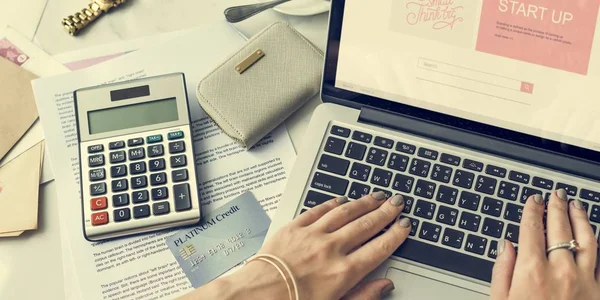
[572,199,584,210]
[390,194,404,207]
[399,218,411,228]
[372,191,387,201]
[497,240,506,256]
[557,189,568,201]
[380,282,395,296]
[533,194,544,205]
[336,196,349,204]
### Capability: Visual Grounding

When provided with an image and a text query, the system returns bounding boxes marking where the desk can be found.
[0,0,328,298]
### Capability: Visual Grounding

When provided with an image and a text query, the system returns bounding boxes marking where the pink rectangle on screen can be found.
[476,0,600,75]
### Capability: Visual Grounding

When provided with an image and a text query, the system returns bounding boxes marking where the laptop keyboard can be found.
[299,124,600,283]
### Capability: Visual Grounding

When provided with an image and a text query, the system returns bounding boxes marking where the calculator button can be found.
[88,144,104,153]
[174,183,192,211]
[168,131,184,140]
[149,158,166,171]
[131,175,148,189]
[146,134,163,144]
[148,145,164,157]
[108,141,125,150]
[90,183,106,196]
[132,190,149,203]
[150,172,167,186]
[91,212,109,226]
[113,194,130,207]
[109,151,126,163]
[114,208,131,222]
[90,197,108,211]
[128,138,144,146]
[110,165,127,178]
[171,155,187,168]
[133,205,151,219]
[169,141,186,154]
[172,169,188,182]
[89,168,105,181]
[111,179,128,192]
[151,187,168,200]
[128,148,145,160]
[153,202,170,215]
[88,154,105,167]
[130,161,146,175]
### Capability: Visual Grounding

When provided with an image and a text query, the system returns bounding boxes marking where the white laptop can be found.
[269,0,600,298]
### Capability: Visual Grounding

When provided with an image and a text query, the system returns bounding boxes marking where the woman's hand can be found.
[491,189,600,300]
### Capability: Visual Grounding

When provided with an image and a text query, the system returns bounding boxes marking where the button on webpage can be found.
[91,212,109,226]
[168,131,184,140]
[90,197,108,210]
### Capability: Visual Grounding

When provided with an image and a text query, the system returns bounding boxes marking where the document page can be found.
[33,22,296,300]
[337,0,600,151]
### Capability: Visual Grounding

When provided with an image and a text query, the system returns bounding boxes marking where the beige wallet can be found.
[196,22,324,148]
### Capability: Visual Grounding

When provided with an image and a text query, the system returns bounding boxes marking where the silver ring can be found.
[546,240,580,254]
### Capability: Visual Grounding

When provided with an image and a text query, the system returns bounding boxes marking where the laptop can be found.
[269,0,600,298]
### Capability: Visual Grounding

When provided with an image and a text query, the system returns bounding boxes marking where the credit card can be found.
[166,192,271,288]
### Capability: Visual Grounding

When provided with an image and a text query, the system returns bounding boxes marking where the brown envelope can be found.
[0,57,38,161]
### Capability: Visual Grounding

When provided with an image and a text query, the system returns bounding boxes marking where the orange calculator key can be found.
[91,197,108,210]
[91,212,109,226]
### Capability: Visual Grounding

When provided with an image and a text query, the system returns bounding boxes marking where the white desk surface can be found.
[0,0,328,299]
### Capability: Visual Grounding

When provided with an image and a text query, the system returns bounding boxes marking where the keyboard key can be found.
[481,197,503,217]
[409,158,431,178]
[88,154,105,167]
[463,159,483,172]
[89,168,105,181]
[431,164,453,183]
[580,200,590,212]
[374,136,394,149]
[556,183,577,197]
[436,205,458,226]
[131,175,147,189]
[509,171,530,184]
[133,205,151,219]
[373,189,393,199]
[408,218,419,236]
[109,151,126,163]
[153,202,171,215]
[132,190,149,204]
[171,155,187,168]
[482,218,504,238]
[520,187,542,203]
[532,176,554,190]
[436,185,458,205]
[581,189,600,202]
[330,125,351,137]
[396,142,416,154]
[348,182,371,199]
[300,209,308,215]
[168,131,184,140]
[352,131,372,143]
[371,168,392,187]
[112,179,128,192]
[453,170,474,189]
[128,147,145,160]
[505,224,520,243]
[91,212,109,226]
[485,165,507,178]
[414,180,436,199]
[392,174,415,193]
[414,200,436,220]
[110,165,127,178]
[149,158,166,171]
[387,153,409,172]
[366,148,388,166]
[504,203,523,223]
[318,154,350,176]
[150,172,167,186]
[169,141,186,154]
[402,196,415,214]
[174,183,192,211]
[128,138,144,146]
[148,145,164,157]
[172,169,188,182]
[591,205,600,223]
[130,161,146,175]
[114,208,131,222]
[419,222,442,242]
[108,141,125,149]
[146,134,163,144]
[465,234,487,255]
[90,197,107,211]
[498,181,519,201]
[488,241,499,259]
[475,175,497,195]
[304,190,333,207]
[151,187,168,200]
[459,212,481,232]
[440,153,460,166]
[459,191,481,211]
[113,194,129,207]
[418,148,439,160]
[311,172,349,195]
[88,144,104,153]
[349,163,371,181]
[442,228,464,249]
[345,142,367,160]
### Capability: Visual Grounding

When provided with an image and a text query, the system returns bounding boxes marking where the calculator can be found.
[75,73,201,241]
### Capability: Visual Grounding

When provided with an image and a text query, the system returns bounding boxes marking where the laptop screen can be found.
[332,0,600,154]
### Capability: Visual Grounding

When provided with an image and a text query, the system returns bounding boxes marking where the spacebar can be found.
[393,239,494,283]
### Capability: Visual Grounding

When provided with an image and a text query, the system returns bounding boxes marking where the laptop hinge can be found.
[358,106,600,182]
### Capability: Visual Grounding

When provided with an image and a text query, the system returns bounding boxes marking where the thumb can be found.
[342,279,395,300]
[491,240,516,300]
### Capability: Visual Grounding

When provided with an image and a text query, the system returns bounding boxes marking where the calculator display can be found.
[87,98,179,134]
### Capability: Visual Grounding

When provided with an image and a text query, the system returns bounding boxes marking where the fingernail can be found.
[399,218,411,228]
[381,282,395,296]
[336,196,349,204]
[557,189,568,201]
[533,194,544,205]
[372,191,387,201]
[572,199,584,210]
[390,194,404,207]
[497,240,506,256]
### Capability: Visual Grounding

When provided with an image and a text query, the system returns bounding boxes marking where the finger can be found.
[491,240,516,300]
[293,196,349,227]
[314,191,388,233]
[569,199,598,272]
[516,194,546,263]
[337,195,405,252]
[346,217,411,277]
[341,279,394,300]
[546,189,576,265]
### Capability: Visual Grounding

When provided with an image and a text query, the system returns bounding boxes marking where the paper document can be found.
[0,1,47,40]
[33,21,296,300]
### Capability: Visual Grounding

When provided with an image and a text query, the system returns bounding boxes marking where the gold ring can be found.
[547,240,580,254]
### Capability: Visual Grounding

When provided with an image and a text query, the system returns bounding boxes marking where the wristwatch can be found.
[62,0,128,36]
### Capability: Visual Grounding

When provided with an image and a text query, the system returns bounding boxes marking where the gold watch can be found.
[62,0,128,36]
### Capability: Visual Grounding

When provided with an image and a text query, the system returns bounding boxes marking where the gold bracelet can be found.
[247,254,299,300]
